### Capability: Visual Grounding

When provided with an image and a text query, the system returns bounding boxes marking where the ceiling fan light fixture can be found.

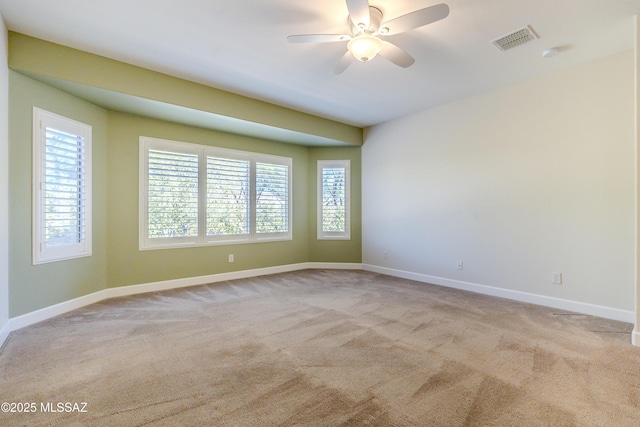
[347,34,382,62]
[286,1,450,73]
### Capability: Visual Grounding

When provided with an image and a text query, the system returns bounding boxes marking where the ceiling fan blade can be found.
[346,0,370,28]
[380,3,449,35]
[379,41,415,68]
[333,51,354,75]
[287,34,351,43]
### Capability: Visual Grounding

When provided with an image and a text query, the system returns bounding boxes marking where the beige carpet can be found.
[1,269,639,426]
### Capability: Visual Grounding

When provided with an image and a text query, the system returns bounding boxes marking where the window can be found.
[140,137,292,249]
[33,108,92,264]
[256,162,290,233]
[147,148,200,240]
[207,156,250,237]
[317,160,350,240]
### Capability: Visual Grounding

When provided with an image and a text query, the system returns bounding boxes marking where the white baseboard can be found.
[363,264,636,324]
[104,262,362,300]
[2,262,636,349]
[308,262,363,270]
[0,321,10,350]
[9,288,108,332]
[2,262,363,347]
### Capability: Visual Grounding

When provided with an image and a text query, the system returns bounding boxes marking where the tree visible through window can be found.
[33,107,92,264]
[140,137,292,249]
[256,162,289,233]
[207,156,250,236]
[148,149,199,238]
[318,160,350,240]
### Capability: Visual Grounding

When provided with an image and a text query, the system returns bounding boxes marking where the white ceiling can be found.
[1,0,639,128]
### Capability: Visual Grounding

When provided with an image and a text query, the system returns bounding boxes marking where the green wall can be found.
[8,32,362,147]
[8,72,362,316]
[106,112,312,288]
[9,71,109,316]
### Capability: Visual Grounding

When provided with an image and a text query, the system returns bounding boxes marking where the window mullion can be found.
[249,158,257,240]
[198,149,207,243]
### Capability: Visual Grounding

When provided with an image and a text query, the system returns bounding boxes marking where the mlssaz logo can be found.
[40,402,88,413]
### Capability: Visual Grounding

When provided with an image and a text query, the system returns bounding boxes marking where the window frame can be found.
[139,136,292,250]
[32,107,93,265]
[317,160,351,240]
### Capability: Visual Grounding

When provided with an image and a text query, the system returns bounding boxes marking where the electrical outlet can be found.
[552,272,562,285]
[456,260,463,270]
[228,254,234,263]
[383,251,388,259]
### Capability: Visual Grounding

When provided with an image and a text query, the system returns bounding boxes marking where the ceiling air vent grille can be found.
[491,26,537,52]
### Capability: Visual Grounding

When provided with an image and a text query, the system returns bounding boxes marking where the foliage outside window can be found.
[140,137,292,250]
[317,160,350,240]
[33,107,92,264]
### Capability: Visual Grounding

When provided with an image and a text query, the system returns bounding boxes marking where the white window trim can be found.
[317,160,350,240]
[33,107,92,264]
[139,136,292,250]
[140,138,202,249]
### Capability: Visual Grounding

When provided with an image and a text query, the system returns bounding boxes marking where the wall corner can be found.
[634,15,640,347]
[0,11,10,347]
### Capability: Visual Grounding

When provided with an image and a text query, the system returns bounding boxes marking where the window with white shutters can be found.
[317,160,350,240]
[256,162,289,234]
[140,137,292,250]
[33,108,92,264]
[147,149,199,239]
[207,156,250,237]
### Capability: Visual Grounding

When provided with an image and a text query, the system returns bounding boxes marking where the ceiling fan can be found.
[287,0,450,74]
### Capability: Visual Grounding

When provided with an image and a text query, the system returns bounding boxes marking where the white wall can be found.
[0,13,9,345]
[363,51,635,321]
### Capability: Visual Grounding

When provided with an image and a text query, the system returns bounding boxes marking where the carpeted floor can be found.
[1,269,639,426]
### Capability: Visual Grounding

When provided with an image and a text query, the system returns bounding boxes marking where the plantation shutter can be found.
[206,156,250,236]
[43,127,87,246]
[256,162,289,234]
[321,166,346,232]
[34,108,92,264]
[139,137,292,249]
[317,160,350,240]
[147,149,199,238]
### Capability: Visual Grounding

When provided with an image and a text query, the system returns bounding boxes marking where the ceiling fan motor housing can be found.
[351,6,384,36]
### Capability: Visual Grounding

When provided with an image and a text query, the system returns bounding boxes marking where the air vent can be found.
[491,26,538,52]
